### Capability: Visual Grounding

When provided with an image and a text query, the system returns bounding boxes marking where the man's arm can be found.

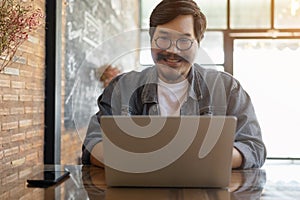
[90,142,105,168]
[82,114,103,165]
[227,77,266,169]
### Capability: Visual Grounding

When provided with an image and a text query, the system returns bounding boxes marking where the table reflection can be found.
[230,170,266,199]
[105,188,229,200]
[80,166,266,200]
[2,162,299,199]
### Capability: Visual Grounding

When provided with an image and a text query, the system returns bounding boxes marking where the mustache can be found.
[156,52,190,63]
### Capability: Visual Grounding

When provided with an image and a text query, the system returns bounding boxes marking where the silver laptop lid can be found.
[101,116,237,188]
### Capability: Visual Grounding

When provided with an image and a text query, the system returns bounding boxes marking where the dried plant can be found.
[0,0,43,72]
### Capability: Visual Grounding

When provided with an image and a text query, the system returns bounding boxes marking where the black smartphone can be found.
[27,170,70,188]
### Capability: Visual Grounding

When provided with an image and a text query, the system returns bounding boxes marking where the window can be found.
[196,0,227,29]
[230,0,271,29]
[139,31,153,66]
[234,39,300,158]
[199,32,224,65]
[275,0,300,28]
[140,0,161,29]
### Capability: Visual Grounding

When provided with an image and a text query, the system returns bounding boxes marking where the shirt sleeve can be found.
[81,78,121,165]
[81,114,103,165]
[228,80,267,169]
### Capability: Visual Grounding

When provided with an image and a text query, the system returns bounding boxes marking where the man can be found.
[82,0,266,169]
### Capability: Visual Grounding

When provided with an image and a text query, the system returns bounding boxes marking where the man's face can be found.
[151,15,198,83]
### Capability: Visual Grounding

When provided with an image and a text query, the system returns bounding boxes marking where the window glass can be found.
[198,31,224,65]
[140,0,161,29]
[196,0,227,29]
[275,0,300,28]
[230,0,271,29]
[234,39,300,158]
[139,31,153,66]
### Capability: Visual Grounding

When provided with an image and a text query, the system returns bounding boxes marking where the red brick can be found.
[25,82,38,90]
[33,117,43,126]
[2,121,18,130]
[26,152,38,161]
[4,146,19,157]
[10,107,25,115]
[19,143,33,152]
[3,67,20,76]
[0,107,9,115]
[3,94,18,101]
[19,167,32,179]
[8,183,26,199]
[11,133,26,142]
[27,54,38,67]
[12,55,27,65]
[25,130,36,138]
[19,119,32,127]
[0,135,10,145]
[19,95,32,102]
[11,157,26,166]
[19,69,33,78]
[0,79,10,88]
[11,81,26,89]
[32,95,44,102]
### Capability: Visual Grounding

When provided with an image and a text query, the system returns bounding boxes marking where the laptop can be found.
[100,116,237,188]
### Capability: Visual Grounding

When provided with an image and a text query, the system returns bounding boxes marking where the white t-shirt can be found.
[158,78,189,116]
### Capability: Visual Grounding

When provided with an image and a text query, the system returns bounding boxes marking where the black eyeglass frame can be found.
[154,37,195,51]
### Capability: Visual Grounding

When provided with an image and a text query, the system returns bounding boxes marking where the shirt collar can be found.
[141,65,203,104]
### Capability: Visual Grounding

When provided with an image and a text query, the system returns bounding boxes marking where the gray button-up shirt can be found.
[82,64,266,169]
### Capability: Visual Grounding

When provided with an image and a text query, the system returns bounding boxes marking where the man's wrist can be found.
[232,147,243,169]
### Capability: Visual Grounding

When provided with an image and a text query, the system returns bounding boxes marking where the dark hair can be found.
[149,0,207,44]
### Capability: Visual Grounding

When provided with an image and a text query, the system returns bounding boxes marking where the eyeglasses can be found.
[154,37,194,51]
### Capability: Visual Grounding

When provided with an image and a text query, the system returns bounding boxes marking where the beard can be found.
[156,64,185,82]
[155,52,193,83]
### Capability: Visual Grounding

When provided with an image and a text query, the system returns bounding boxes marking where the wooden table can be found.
[1,160,299,199]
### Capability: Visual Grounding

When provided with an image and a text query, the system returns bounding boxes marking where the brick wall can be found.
[0,0,46,191]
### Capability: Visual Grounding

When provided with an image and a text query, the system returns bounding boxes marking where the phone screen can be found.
[27,171,70,187]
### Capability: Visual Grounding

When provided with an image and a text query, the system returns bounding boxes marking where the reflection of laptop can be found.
[100,116,237,188]
[105,188,230,200]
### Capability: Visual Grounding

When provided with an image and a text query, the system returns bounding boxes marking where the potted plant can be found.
[0,0,44,72]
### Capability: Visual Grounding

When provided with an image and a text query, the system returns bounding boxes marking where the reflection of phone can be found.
[27,171,70,188]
